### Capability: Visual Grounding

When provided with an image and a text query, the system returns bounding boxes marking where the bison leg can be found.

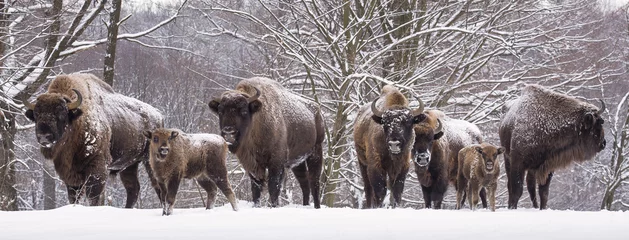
[163,176,181,216]
[526,170,538,209]
[488,182,497,212]
[268,167,285,208]
[119,162,140,208]
[538,172,553,210]
[209,175,239,211]
[84,174,106,206]
[358,162,373,209]
[142,160,163,205]
[292,161,310,206]
[368,168,387,208]
[479,188,488,209]
[306,146,323,209]
[507,162,525,209]
[67,185,83,205]
[455,176,467,210]
[196,178,218,210]
[420,185,432,209]
[249,173,264,208]
[389,169,408,209]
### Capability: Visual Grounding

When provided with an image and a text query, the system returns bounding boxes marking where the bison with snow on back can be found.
[354,85,425,208]
[456,143,504,211]
[412,110,483,209]
[24,74,163,207]
[499,84,606,209]
[208,77,324,208]
[144,128,238,215]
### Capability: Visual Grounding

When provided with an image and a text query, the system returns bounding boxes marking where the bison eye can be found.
[153,137,159,143]
[241,110,248,116]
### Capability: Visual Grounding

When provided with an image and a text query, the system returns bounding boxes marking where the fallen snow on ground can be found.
[1,201,628,240]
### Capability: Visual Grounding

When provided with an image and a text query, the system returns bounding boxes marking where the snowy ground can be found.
[1,201,628,240]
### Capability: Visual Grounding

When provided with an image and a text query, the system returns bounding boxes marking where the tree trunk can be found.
[601,185,616,210]
[0,111,18,211]
[103,0,122,86]
[43,161,57,210]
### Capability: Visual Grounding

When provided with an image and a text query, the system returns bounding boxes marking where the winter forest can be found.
[2,0,629,214]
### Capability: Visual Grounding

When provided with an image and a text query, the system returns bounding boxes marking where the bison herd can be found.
[22,74,606,214]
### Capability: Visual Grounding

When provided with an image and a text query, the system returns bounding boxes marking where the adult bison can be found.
[354,85,425,208]
[208,77,324,208]
[412,110,482,209]
[24,74,163,208]
[499,84,606,209]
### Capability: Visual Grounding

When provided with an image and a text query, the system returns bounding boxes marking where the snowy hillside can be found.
[2,201,628,240]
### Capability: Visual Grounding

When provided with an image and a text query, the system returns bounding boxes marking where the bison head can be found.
[208,87,261,152]
[371,97,425,155]
[143,129,179,161]
[581,99,606,152]
[475,144,505,172]
[412,118,444,168]
[24,89,83,148]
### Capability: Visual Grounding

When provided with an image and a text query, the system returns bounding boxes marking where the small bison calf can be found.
[456,143,504,211]
[144,128,238,215]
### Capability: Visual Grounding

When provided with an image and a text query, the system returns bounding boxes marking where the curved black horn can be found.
[371,98,383,118]
[412,96,425,117]
[67,89,83,110]
[435,118,443,134]
[23,99,36,110]
[247,87,261,103]
[597,99,606,115]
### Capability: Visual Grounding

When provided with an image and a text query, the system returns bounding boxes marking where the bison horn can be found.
[435,118,443,134]
[411,96,425,117]
[23,99,36,110]
[597,99,605,115]
[67,89,83,110]
[247,87,261,103]
[371,98,383,118]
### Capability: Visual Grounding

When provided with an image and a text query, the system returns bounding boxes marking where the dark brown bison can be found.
[455,143,504,211]
[412,110,482,209]
[143,128,238,215]
[208,77,324,208]
[499,84,606,209]
[354,85,425,208]
[24,74,163,208]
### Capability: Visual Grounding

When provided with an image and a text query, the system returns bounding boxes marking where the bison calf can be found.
[456,143,504,211]
[144,128,238,215]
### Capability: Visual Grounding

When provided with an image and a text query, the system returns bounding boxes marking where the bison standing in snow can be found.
[354,85,425,208]
[412,110,482,209]
[499,84,606,209]
[456,143,504,211]
[208,77,324,208]
[24,74,163,208]
[144,128,238,215]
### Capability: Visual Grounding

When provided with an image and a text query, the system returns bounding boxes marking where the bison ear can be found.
[25,110,35,122]
[371,115,383,125]
[433,131,444,140]
[68,108,83,122]
[170,131,179,139]
[143,131,152,139]
[475,146,483,154]
[249,100,262,114]
[208,99,220,114]
[497,147,505,155]
[413,113,427,124]
[582,113,594,130]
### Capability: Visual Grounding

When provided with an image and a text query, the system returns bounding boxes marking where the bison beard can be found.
[24,74,163,208]
[209,77,324,208]
[499,84,606,209]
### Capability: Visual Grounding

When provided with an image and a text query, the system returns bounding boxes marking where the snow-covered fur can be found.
[24,74,163,208]
[144,128,238,216]
[456,143,504,211]
[499,84,606,209]
[412,110,482,209]
[354,85,425,208]
[208,77,324,208]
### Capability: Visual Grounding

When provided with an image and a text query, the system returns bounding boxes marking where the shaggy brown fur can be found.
[24,74,163,208]
[354,85,424,208]
[456,143,504,211]
[412,110,483,209]
[144,128,238,215]
[499,84,606,209]
[209,77,324,208]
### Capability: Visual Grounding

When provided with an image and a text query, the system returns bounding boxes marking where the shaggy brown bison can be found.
[208,77,324,208]
[499,84,606,209]
[144,128,238,215]
[354,85,425,208]
[455,143,504,211]
[24,74,163,208]
[412,110,482,209]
